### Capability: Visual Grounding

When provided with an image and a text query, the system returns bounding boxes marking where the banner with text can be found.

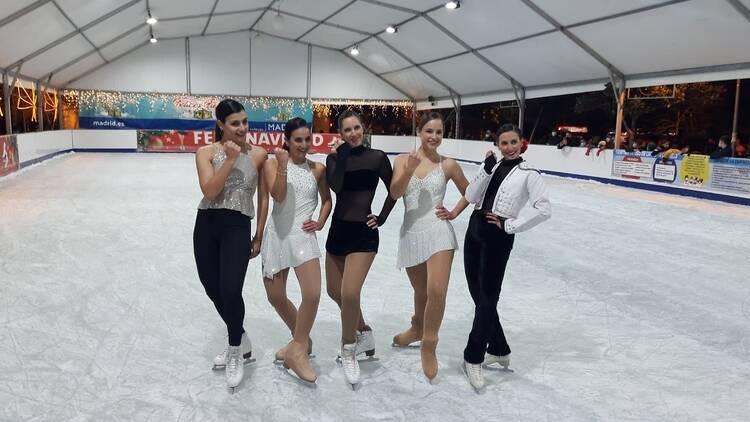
[77,91,312,132]
[137,130,340,154]
[612,150,750,195]
[0,135,19,177]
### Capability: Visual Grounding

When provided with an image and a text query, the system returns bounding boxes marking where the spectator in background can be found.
[651,139,671,157]
[483,130,494,143]
[734,137,747,158]
[556,133,572,150]
[704,137,717,155]
[710,136,732,159]
[547,131,560,146]
[646,141,657,151]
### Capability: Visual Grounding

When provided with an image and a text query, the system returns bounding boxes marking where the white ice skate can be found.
[483,352,511,370]
[340,343,360,387]
[212,332,254,370]
[464,361,484,391]
[226,346,244,394]
[336,329,376,363]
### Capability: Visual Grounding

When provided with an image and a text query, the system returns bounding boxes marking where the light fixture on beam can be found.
[445,1,460,9]
[150,37,158,44]
[385,25,397,34]
[350,46,359,56]
[146,9,157,25]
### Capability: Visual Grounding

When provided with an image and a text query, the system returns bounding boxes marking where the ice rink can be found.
[1,152,749,422]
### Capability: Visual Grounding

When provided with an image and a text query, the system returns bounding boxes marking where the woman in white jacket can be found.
[462,124,550,391]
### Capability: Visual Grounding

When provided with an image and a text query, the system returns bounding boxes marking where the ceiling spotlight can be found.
[385,25,397,34]
[350,46,359,56]
[146,9,157,25]
[150,37,158,44]
[445,1,460,9]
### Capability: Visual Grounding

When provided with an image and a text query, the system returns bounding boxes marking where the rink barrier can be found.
[5,130,750,206]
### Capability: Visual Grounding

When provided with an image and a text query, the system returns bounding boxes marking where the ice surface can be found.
[1,153,749,421]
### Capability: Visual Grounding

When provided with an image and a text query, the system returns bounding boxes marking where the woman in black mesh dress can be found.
[325,110,396,386]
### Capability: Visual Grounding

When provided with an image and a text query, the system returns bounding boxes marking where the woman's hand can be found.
[484,212,505,231]
[435,206,456,221]
[366,214,379,229]
[224,141,241,160]
[250,235,262,258]
[301,219,322,233]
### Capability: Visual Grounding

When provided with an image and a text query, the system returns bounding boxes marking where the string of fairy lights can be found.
[62,90,414,120]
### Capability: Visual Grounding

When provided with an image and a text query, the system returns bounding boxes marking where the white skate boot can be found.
[483,352,511,370]
[212,332,254,370]
[336,329,376,363]
[225,346,244,394]
[464,361,484,391]
[340,343,360,387]
[355,329,376,358]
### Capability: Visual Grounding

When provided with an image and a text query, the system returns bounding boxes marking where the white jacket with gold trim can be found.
[465,160,551,234]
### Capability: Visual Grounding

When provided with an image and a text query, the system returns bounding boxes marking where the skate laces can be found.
[467,362,482,378]
[227,348,241,374]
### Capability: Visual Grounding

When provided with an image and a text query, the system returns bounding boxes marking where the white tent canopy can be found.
[1,0,750,106]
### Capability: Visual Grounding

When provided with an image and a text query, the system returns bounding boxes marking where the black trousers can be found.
[463,210,515,364]
[193,209,252,346]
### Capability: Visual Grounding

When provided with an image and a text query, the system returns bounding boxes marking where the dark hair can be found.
[337,109,363,133]
[284,117,309,151]
[719,135,730,144]
[417,111,444,132]
[215,99,245,142]
[496,123,522,140]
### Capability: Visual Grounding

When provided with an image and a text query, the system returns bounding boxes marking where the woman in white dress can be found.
[390,112,470,380]
[261,117,332,383]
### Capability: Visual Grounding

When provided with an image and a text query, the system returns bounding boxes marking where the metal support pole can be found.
[36,80,43,131]
[3,72,11,134]
[518,88,526,133]
[306,44,312,101]
[732,79,741,149]
[614,90,625,150]
[411,100,417,136]
[455,94,461,139]
[57,90,63,129]
[185,38,191,94]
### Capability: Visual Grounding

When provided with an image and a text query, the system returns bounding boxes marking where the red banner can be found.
[0,135,19,177]
[137,130,340,154]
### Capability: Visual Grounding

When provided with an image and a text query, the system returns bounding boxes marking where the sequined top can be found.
[198,148,258,218]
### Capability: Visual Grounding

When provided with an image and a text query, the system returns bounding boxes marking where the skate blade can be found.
[278,364,318,387]
[213,357,256,371]
[391,342,421,349]
[483,363,513,372]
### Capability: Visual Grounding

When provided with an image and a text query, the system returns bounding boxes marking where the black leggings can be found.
[193,209,252,346]
[463,210,515,364]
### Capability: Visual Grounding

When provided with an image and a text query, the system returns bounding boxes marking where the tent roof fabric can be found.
[1,0,749,103]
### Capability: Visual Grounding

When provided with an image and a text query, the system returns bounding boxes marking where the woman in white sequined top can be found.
[193,99,268,391]
[388,112,470,381]
[261,117,331,383]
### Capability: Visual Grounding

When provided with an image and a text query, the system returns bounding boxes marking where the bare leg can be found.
[340,252,376,344]
[393,263,427,346]
[263,269,296,334]
[284,259,321,382]
[421,249,454,380]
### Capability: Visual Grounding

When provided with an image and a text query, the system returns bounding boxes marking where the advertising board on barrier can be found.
[77,91,313,133]
[0,135,19,177]
[612,150,750,195]
[137,130,341,154]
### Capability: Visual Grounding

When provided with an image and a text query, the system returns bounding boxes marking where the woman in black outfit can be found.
[462,124,551,391]
[325,109,396,386]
